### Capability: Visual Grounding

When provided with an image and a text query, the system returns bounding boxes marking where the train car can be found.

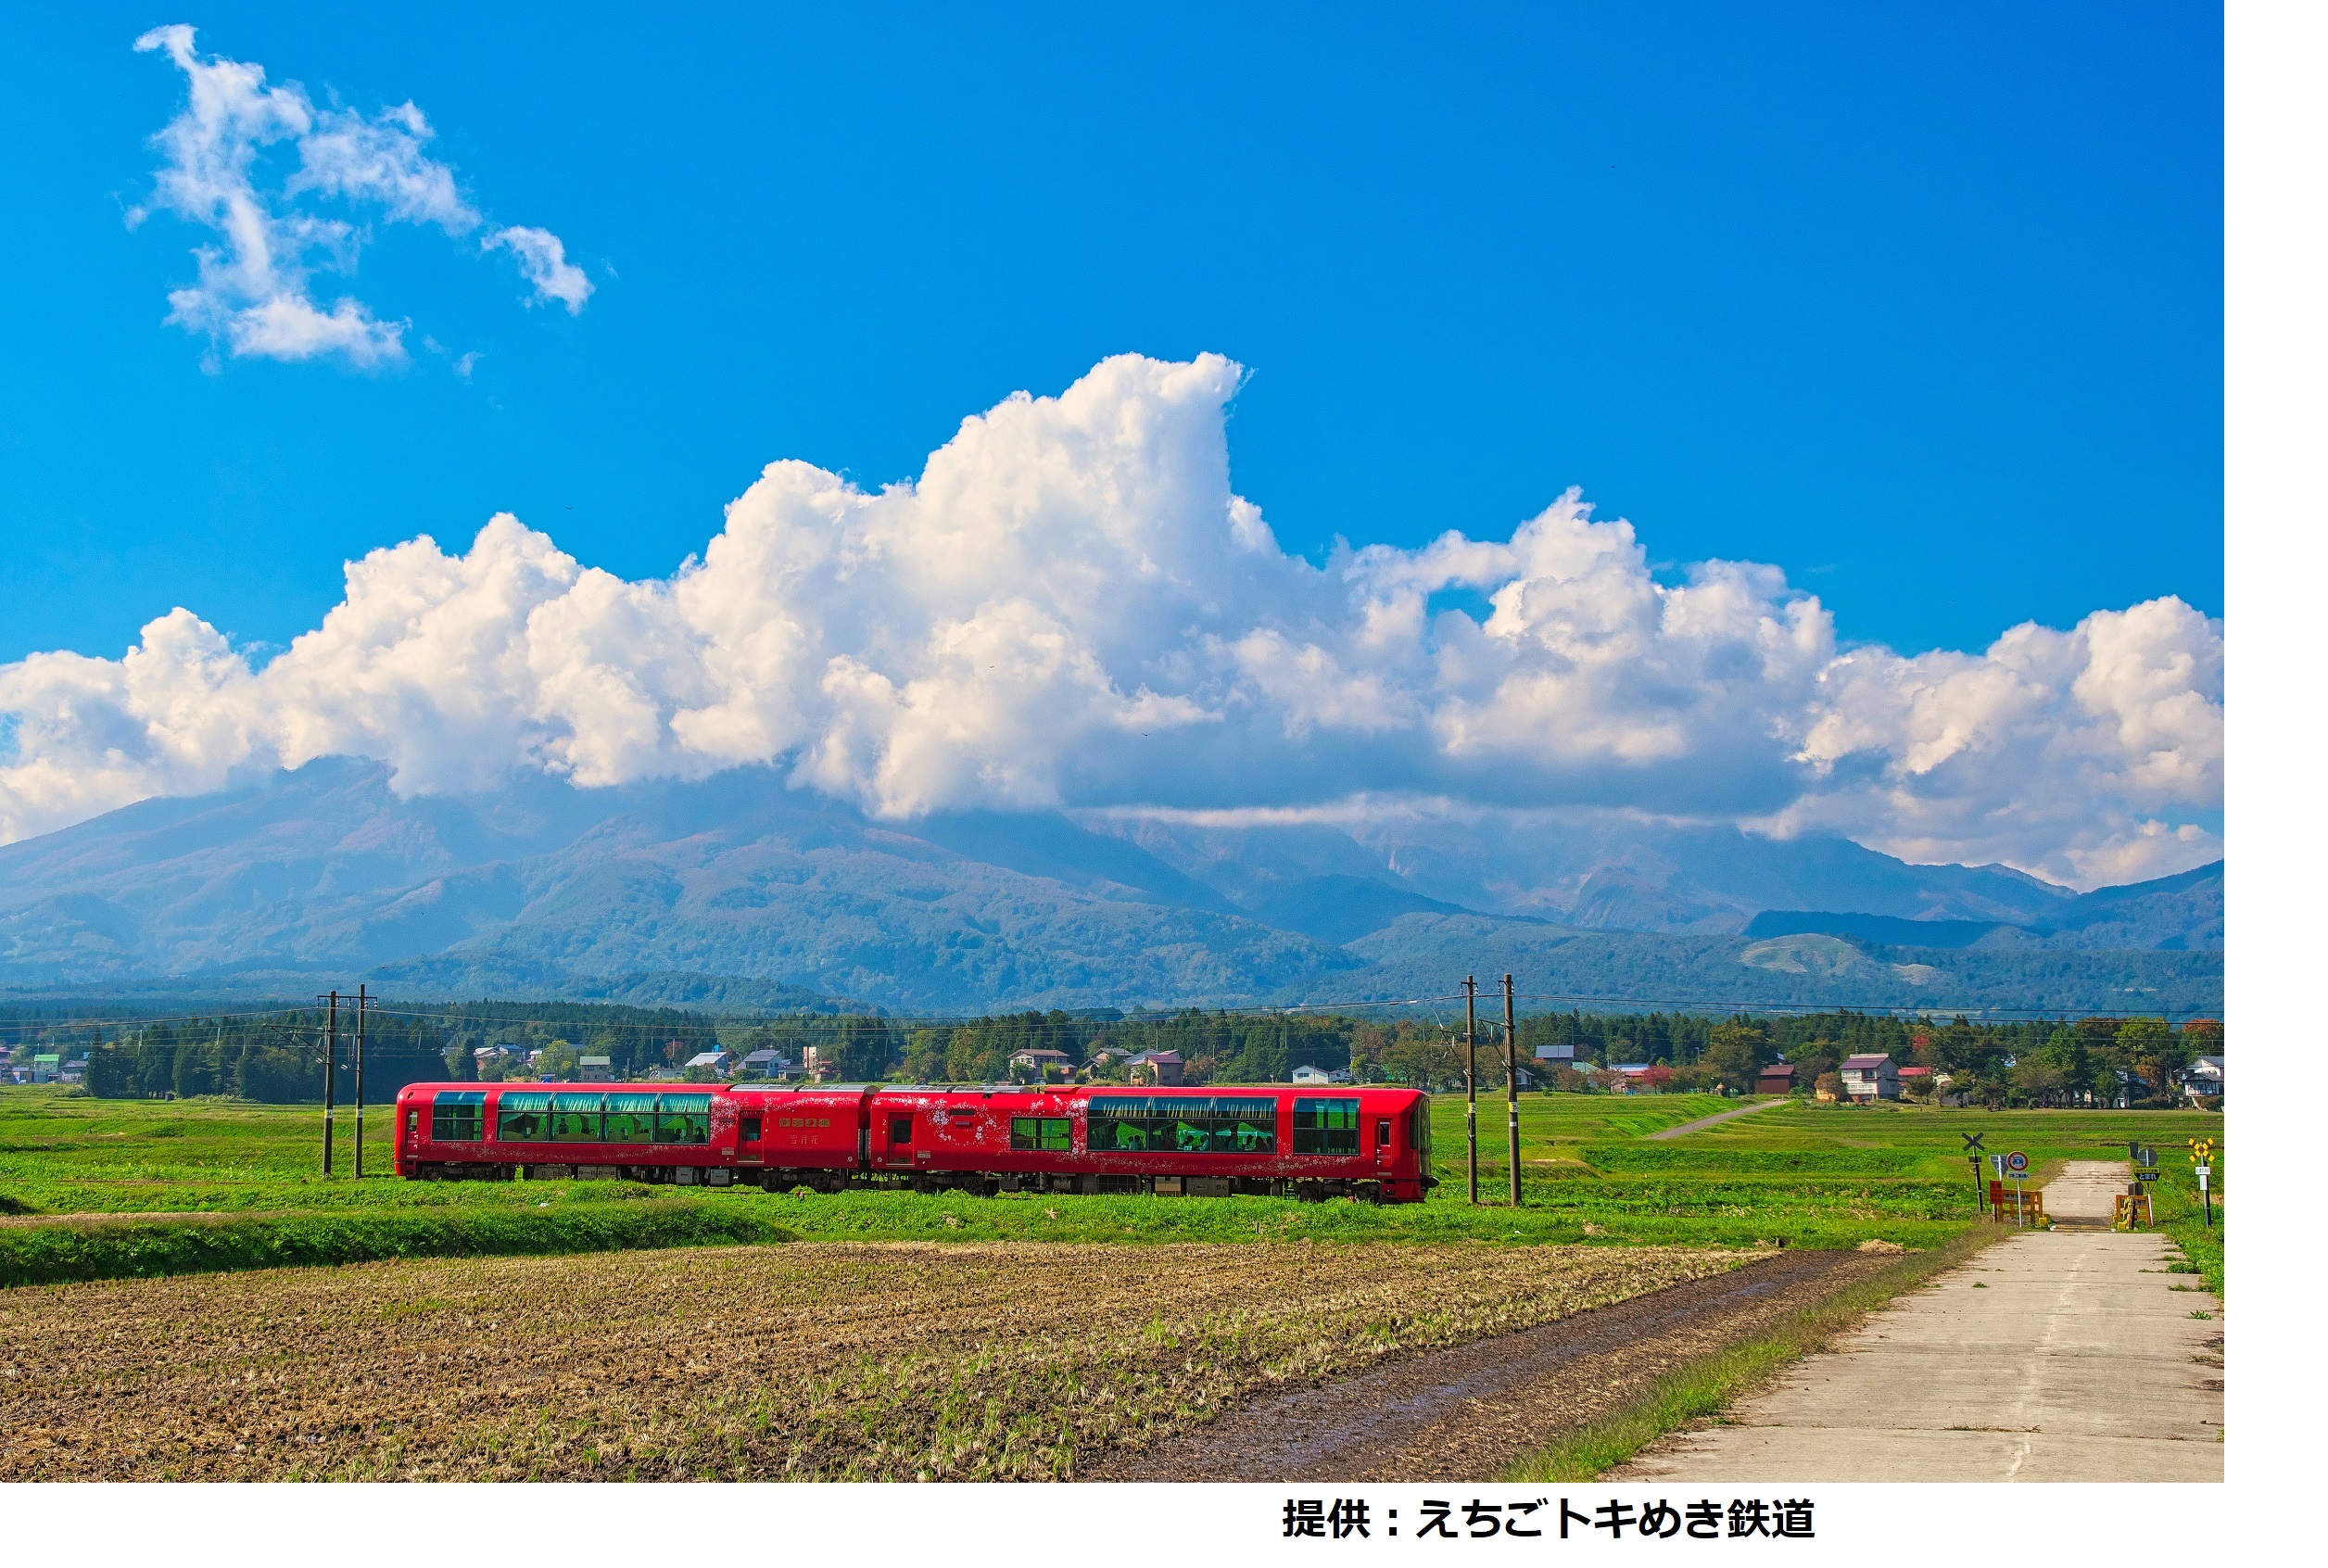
[395,1079,1436,1202]
[394,1080,874,1186]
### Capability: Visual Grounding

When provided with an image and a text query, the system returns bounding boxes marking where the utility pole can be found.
[1504,973,1521,1207]
[352,983,369,1179]
[320,991,337,1175]
[1464,976,1479,1205]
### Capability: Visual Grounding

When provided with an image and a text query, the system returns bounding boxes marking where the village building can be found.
[1123,1049,1184,1085]
[1009,1047,1074,1081]
[1755,1062,1797,1096]
[1840,1053,1900,1103]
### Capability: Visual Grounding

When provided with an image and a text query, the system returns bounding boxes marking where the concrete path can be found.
[1647,1097,1786,1140]
[1616,1228,2224,1482]
[2043,1159,2132,1225]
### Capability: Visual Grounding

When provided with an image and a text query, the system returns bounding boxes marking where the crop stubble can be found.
[0,1239,1745,1481]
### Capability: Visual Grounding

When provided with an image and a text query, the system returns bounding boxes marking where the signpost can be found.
[1961,1132,1986,1212]
[2005,1150,2029,1228]
[2188,1137,2216,1228]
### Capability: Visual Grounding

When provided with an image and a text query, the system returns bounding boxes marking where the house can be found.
[740,1048,790,1079]
[1009,1048,1074,1081]
[1291,1065,1332,1084]
[1327,1068,1354,1084]
[686,1050,735,1078]
[32,1053,60,1084]
[1124,1050,1184,1086]
[1839,1054,1900,1103]
[2186,1056,2224,1100]
[579,1056,613,1082]
[1755,1063,1796,1096]
[1895,1066,1932,1094]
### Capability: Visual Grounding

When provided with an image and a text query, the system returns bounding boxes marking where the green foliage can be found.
[0,1203,787,1289]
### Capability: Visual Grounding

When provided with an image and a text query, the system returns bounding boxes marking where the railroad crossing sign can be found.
[2005,1150,2029,1176]
[1961,1132,1985,1153]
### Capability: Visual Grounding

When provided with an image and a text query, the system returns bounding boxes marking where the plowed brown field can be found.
[0,1240,1747,1481]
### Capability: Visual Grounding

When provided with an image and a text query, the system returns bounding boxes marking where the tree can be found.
[1702,1022,1771,1094]
[2114,1016,2193,1103]
[904,1030,948,1082]
[537,1041,582,1081]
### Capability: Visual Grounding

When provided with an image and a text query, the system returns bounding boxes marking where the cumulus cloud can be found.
[129,24,590,367]
[0,354,2221,887]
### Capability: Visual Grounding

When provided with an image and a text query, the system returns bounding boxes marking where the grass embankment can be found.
[0,1201,787,1289]
[2153,1157,2225,1298]
[1503,1224,2005,1482]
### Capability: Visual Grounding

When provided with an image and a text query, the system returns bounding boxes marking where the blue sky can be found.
[0,4,2220,668]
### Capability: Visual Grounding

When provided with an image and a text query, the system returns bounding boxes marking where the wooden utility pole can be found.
[352,983,369,1179]
[320,991,338,1175]
[1464,976,1479,1205]
[1504,973,1521,1207]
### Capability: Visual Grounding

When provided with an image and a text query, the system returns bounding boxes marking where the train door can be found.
[1373,1112,1394,1172]
[737,1103,765,1170]
[885,1111,915,1170]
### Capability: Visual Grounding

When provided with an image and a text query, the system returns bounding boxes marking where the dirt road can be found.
[1646,1097,1785,1141]
[1094,1248,1892,1482]
[1616,1227,2223,1482]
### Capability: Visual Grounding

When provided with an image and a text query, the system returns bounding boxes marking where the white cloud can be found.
[486,226,592,313]
[0,353,2222,888]
[130,25,591,366]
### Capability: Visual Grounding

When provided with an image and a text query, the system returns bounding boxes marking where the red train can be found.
[392,1080,1437,1203]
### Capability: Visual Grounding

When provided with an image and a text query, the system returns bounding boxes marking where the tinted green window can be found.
[431,1090,485,1143]
[548,1094,606,1143]
[1009,1117,1072,1152]
[496,1092,552,1142]
[604,1094,657,1144]
[655,1094,712,1145]
[1292,1097,1361,1156]
[1087,1095,1276,1156]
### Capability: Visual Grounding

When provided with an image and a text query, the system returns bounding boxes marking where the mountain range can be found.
[0,758,2221,1015]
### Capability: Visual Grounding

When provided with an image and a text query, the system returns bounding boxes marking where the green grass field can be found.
[0,1086,2223,1285]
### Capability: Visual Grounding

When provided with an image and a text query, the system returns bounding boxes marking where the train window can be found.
[1410,1100,1432,1169]
[1292,1098,1361,1155]
[655,1095,713,1145]
[888,1115,913,1145]
[496,1092,552,1142]
[740,1116,762,1143]
[1087,1096,1276,1156]
[1376,1119,1392,1151]
[430,1090,485,1143]
[604,1094,657,1144]
[548,1094,606,1142]
[1008,1117,1071,1151]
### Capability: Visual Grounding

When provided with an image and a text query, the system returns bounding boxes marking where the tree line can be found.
[30,1000,2220,1106]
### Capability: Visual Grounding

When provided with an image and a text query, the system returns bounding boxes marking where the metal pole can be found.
[353,983,368,1179]
[321,991,337,1175]
[1464,976,1478,1206]
[1503,973,1520,1207]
